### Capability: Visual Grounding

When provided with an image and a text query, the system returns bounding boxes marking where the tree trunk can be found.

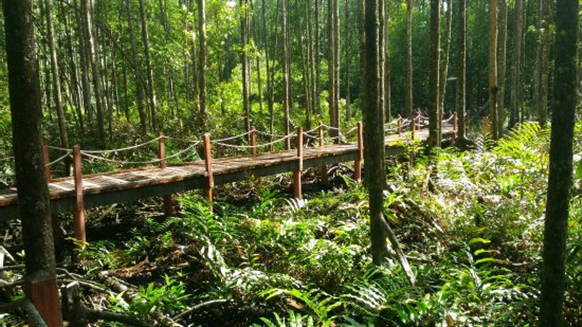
[383,0,390,122]
[488,0,499,139]
[328,0,340,140]
[439,0,452,117]
[540,0,578,324]
[3,0,60,324]
[198,0,207,125]
[537,0,550,128]
[428,0,441,148]
[282,0,291,148]
[497,0,507,135]
[378,0,385,123]
[295,0,312,131]
[456,0,468,142]
[138,0,158,131]
[344,0,351,123]
[405,0,413,119]
[509,0,523,127]
[362,0,387,265]
[81,0,106,140]
[45,0,71,175]
[125,0,147,132]
[358,0,365,115]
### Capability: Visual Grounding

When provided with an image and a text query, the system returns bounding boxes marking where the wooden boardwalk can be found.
[0,123,454,222]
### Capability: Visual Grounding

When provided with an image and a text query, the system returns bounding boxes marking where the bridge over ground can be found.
[0,115,457,243]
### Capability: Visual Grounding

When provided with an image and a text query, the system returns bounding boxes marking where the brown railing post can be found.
[24,276,60,327]
[397,115,402,137]
[159,132,173,216]
[72,146,86,245]
[203,134,214,212]
[250,129,257,156]
[319,123,328,184]
[411,115,416,140]
[43,138,51,183]
[293,127,303,199]
[354,122,363,182]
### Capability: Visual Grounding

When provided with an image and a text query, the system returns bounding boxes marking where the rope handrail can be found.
[320,123,341,131]
[81,141,201,165]
[81,136,163,154]
[213,133,296,150]
[255,130,288,138]
[46,153,71,167]
[164,136,200,144]
[47,145,72,153]
[210,130,254,144]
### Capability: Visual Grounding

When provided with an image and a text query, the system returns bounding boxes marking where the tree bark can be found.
[362,0,387,265]
[428,0,441,148]
[456,0,468,142]
[405,0,413,119]
[540,0,578,324]
[383,0,390,122]
[198,0,207,125]
[328,0,340,140]
[439,0,452,117]
[282,0,291,148]
[537,0,550,128]
[125,0,147,132]
[3,0,60,323]
[139,0,158,131]
[344,0,351,123]
[488,0,499,139]
[45,0,71,175]
[509,0,523,128]
[496,0,507,135]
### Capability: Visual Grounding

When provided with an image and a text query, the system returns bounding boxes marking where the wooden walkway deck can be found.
[0,124,454,222]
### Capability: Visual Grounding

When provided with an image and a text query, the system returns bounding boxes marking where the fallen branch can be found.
[380,215,416,286]
[0,297,48,327]
[173,299,229,320]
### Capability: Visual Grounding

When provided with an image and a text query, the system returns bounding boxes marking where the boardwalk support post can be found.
[293,127,303,199]
[354,122,363,182]
[397,115,402,137]
[24,274,60,327]
[72,146,86,245]
[159,132,173,216]
[203,134,214,212]
[250,129,257,156]
[318,123,328,184]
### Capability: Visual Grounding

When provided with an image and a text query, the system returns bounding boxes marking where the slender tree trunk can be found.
[344,0,351,123]
[488,0,499,139]
[428,0,441,148]
[509,0,523,127]
[295,0,312,130]
[497,0,507,134]
[540,0,578,324]
[307,0,317,121]
[241,0,252,133]
[75,0,92,124]
[379,0,385,123]
[405,0,413,119]
[328,0,340,140]
[3,0,60,324]
[537,0,550,128]
[362,0,387,266]
[262,0,275,137]
[125,0,147,132]
[282,0,291,148]
[358,0,365,114]
[62,1,84,134]
[383,0,390,122]
[315,0,321,115]
[439,0,452,117]
[457,0,468,142]
[45,0,71,174]
[198,0,207,125]
[139,0,158,131]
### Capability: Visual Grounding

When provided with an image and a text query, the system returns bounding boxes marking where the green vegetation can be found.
[3,122,579,325]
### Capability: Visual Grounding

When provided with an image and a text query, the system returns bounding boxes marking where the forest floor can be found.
[1,122,582,326]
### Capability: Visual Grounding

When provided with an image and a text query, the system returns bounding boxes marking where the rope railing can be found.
[213,133,296,150]
[81,136,164,154]
[81,141,201,166]
[210,130,254,144]
[46,152,71,167]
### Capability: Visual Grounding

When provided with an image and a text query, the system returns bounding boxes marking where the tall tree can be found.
[81,0,106,140]
[404,0,413,119]
[282,0,291,148]
[497,0,507,135]
[488,0,499,139]
[427,0,441,148]
[44,0,70,174]
[139,0,159,131]
[456,0,468,143]
[362,0,386,265]
[509,0,524,127]
[241,0,251,133]
[344,0,352,122]
[540,0,578,324]
[328,0,340,139]
[383,0,390,121]
[3,0,60,324]
[439,0,452,116]
[198,0,207,124]
[537,0,550,128]
[125,0,147,132]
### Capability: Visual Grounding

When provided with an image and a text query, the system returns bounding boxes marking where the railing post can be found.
[24,275,60,327]
[411,115,416,140]
[354,122,363,182]
[43,138,51,183]
[397,115,402,137]
[159,132,173,216]
[452,113,458,139]
[319,123,328,184]
[203,134,214,212]
[72,146,86,245]
[250,129,257,156]
[293,127,303,199]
